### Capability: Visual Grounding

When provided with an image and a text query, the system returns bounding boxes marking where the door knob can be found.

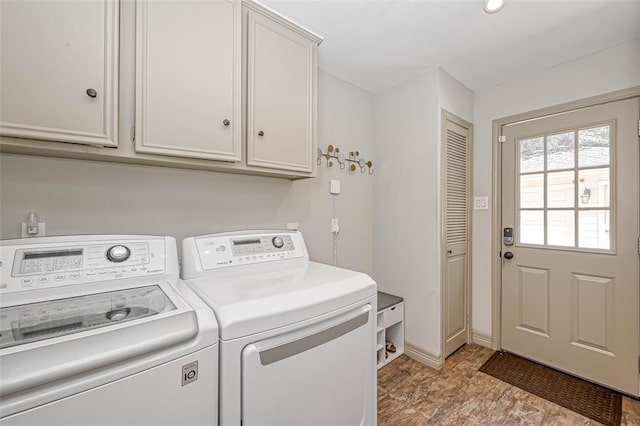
[504,251,514,260]
[86,88,97,98]
[447,250,452,255]
[223,119,230,127]
[258,130,265,137]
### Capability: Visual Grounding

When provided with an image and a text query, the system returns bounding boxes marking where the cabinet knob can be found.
[258,130,265,137]
[86,88,97,98]
[223,119,230,127]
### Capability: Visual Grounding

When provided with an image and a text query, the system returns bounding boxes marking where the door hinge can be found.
[637,237,640,255]
[637,119,640,137]
[498,135,506,144]
[130,125,136,143]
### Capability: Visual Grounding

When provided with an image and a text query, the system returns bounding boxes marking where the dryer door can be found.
[241,303,375,426]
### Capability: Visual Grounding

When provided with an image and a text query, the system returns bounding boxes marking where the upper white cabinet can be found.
[135,0,242,162]
[245,2,321,173]
[0,0,321,179]
[0,0,118,147]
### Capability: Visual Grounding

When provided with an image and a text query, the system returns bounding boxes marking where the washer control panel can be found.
[195,231,306,270]
[1,238,166,294]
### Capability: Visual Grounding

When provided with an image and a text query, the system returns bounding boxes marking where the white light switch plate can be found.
[330,179,341,195]
[474,196,489,210]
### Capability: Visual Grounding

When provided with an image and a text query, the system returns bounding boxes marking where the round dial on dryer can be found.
[106,245,131,263]
[272,236,285,249]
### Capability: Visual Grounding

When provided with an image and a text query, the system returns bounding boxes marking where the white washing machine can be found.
[0,235,218,425]
[182,230,377,426]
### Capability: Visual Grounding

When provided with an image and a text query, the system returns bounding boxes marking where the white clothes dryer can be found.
[182,230,377,426]
[0,235,218,425]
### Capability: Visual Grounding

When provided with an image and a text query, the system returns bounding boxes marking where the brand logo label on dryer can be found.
[182,361,198,386]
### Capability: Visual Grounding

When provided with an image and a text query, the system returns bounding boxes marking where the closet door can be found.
[135,0,241,162]
[443,113,472,358]
[246,9,317,173]
[0,0,118,147]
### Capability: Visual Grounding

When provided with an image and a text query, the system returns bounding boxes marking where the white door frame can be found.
[490,86,640,350]
[440,109,474,357]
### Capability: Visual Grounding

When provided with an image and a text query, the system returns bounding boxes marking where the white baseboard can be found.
[472,330,493,348]
[404,342,443,370]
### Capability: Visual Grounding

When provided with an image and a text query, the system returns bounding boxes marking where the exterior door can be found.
[443,112,472,358]
[501,97,640,395]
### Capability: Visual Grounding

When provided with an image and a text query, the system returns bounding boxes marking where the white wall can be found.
[472,38,640,336]
[438,68,474,124]
[373,69,441,356]
[372,68,473,359]
[0,70,376,274]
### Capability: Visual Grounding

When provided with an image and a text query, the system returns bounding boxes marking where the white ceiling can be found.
[261,0,640,93]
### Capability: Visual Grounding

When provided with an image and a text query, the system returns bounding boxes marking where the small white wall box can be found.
[330,179,341,195]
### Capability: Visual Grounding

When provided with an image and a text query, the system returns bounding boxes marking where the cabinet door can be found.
[0,0,118,147]
[135,0,241,162]
[247,10,317,173]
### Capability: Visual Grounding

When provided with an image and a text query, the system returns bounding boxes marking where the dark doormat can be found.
[479,351,622,426]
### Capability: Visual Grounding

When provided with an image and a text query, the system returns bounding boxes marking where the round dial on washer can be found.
[106,245,131,263]
[107,308,130,321]
[272,236,285,249]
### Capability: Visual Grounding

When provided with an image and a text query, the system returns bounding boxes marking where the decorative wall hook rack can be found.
[317,145,373,174]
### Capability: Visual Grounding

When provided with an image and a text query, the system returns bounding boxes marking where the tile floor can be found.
[377,344,640,425]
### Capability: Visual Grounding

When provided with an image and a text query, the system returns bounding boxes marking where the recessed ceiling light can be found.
[484,0,505,14]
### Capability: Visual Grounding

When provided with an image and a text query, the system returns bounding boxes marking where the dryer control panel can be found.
[194,231,307,270]
[0,237,166,294]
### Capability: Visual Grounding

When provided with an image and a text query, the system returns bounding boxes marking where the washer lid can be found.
[0,284,176,349]
[185,260,376,340]
[0,281,199,399]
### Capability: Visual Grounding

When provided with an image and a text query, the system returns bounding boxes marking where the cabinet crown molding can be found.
[242,0,323,45]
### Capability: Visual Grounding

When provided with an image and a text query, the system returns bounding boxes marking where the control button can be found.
[21,277,33,285]
[38,276,49,283]
[106,308,130,322]
[69,273,80,280]
[272,236,285,249]
[106,245,131,263]
[54,274,66,282]
[219,245,227,252]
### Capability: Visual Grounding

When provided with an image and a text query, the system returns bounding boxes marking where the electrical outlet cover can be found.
[21,222,46,238]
